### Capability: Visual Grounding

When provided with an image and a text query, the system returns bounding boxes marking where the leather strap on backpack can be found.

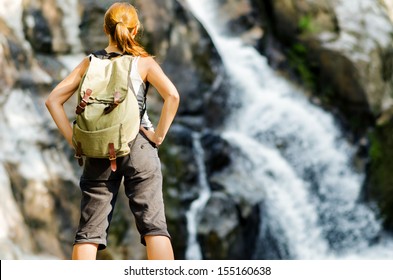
[104,91,121,114]
[108,143,117,172]
[75,142,84,166]
[76,89,92,115]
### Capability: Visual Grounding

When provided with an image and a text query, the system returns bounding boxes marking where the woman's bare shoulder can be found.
[139,56,158,68]
[138,56,161,81]
[76,56,90,74]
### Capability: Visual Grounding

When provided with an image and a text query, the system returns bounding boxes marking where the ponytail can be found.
[104,3,149,57]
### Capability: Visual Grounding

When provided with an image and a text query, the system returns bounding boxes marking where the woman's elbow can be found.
[45,95,53,110]
[169,90,180,106]
[45,93,59,111]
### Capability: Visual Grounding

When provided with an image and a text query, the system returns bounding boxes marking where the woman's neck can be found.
[105,41,122,53]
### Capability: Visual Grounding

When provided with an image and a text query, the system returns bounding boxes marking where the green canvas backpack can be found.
[72,51,141,172]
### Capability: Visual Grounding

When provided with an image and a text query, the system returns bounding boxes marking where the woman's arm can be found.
[45,57,90,147]
[139,57,180,147]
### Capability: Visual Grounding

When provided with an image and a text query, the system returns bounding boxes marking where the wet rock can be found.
[198,192,260,259]
[23,8,52,53]
[78,0,114,53]
[159,124,199,259]
[159,2,231,128]
[201,131,231,176]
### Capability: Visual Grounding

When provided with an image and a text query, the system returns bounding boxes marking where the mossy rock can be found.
[367,119,393,230]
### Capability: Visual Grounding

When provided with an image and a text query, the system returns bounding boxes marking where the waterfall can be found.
[185,0,393,259]
[185,133,212,260]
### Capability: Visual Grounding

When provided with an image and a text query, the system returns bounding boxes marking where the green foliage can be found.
[287,43,316,90]
[298,15,315,33]
[369,131,382,161]
[367,122,393,230]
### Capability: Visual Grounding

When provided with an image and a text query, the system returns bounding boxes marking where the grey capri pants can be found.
[73,132,171,250]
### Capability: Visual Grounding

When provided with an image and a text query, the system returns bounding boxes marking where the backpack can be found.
[72,51,141,172]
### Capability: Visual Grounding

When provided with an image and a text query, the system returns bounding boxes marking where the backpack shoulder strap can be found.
[91,49,124,60]
[90,49,107,59]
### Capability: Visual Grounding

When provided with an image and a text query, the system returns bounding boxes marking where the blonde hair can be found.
[104,2,149,57]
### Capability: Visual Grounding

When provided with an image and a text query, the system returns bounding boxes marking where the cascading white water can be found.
[185,133,212,260]
[185,0,393,259]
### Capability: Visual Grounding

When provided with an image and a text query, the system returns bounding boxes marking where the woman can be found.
[45,2,179,260]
